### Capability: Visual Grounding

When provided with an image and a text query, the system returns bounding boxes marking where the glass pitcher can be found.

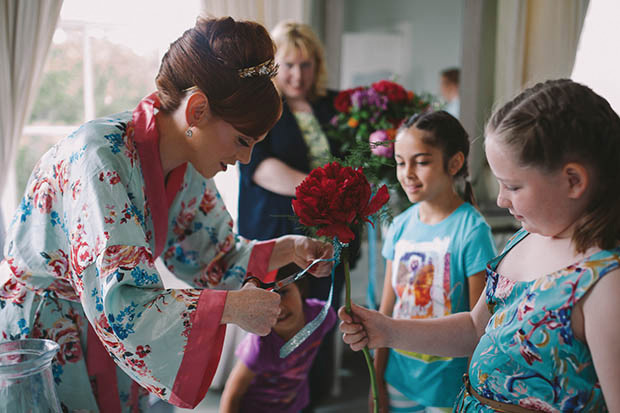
[0,338,62,412]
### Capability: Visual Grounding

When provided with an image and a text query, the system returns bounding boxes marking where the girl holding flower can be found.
[340,80,620,412]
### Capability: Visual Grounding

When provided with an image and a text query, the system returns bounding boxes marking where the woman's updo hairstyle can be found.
[156,16,282,138]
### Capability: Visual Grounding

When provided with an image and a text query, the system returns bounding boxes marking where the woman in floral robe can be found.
[0,17,332,412]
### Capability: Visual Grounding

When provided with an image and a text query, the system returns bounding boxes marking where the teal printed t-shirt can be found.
[381,202,497,407]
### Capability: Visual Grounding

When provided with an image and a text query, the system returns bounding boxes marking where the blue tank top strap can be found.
[569,247,620,302]
[486,228,527,274]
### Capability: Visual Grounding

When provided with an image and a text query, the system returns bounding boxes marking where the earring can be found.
[185,128,193,137]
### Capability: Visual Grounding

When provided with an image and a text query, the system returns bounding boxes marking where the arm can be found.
[67,166,279,407]
[252,157,307,196]
[220,234,333,334]
[340,288,491,356]
[461,223,496,311]
[582,269,620,411]
[219,360,257,413]
[221,283,280,336]
[373,261,396,413]
[467,270,486,310]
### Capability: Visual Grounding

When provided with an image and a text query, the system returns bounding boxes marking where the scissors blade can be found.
[272,271,306,292]
[272,258,324,292]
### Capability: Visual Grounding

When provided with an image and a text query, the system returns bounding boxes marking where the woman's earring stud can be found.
[185,128,193,137]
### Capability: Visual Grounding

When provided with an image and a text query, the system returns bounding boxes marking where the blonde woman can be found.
[238,21,356,408]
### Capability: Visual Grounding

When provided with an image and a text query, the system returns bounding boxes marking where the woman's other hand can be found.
[268,234,333,277]
[339,303,390,351]
[291,235,333,277]
[221,283,280,335]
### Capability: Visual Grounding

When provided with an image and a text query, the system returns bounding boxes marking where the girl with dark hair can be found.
[340,80,620,412]
[373,110,497,412]
[0,16,332,412]
[220,263,336,413]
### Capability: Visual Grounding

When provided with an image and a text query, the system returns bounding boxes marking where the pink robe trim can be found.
[131,92,186,258]
[87,324,121,413]
[247,239,276,281]
[86,94,188,411]
[169,289,228,408]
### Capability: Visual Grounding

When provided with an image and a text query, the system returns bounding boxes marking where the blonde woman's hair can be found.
[271,20,327,101]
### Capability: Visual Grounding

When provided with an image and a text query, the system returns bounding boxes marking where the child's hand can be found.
[221,283,281,336]
[338,303,389,351]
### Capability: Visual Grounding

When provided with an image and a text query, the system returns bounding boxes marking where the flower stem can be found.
[343,246,379,413]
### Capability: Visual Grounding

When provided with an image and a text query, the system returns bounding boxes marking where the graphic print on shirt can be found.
[392,237,453,362]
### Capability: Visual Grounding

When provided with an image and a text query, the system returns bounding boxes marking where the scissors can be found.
[243,258,324,293]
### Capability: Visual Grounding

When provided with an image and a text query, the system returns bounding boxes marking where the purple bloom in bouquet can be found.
[369,130,394,158]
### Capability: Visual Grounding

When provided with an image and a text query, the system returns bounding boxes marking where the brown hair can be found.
[399,110,476,206]
[155,16,282,137]
[486,79,620,252]
[270,20,327,101]
[276,263,309,300]
[441,68,460,86]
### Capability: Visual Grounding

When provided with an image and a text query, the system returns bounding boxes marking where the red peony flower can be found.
[333,87,364,113]
[371,80,408,103]
[334,90,353,113]
[292,162,389,243]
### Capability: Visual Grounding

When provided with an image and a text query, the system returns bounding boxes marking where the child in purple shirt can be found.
[220,263,337,413]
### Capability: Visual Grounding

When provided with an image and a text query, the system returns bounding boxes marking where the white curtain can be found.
[200,0,311,31]
[0,0,64,228]
[494,0,589,107]
[572,0,620,114]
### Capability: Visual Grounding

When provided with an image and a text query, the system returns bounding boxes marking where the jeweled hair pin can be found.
[238,58,279,79]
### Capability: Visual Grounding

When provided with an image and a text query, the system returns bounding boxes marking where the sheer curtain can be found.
[494,0,589,107]
[572,0,620,114]
[0,0,63,254]
[201,0,310,30]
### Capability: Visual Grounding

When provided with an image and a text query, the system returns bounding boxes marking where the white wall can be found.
[341,0,462,94]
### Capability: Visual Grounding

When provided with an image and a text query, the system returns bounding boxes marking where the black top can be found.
[238,91,340,240]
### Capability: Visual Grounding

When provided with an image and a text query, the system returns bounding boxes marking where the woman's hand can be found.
[291,235,333,278]
[221,283,280,336]
[339,303,390,351]
[268,235,333,277]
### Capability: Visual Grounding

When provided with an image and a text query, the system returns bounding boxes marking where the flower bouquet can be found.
[292,161,389,413]
[328,80,435,213]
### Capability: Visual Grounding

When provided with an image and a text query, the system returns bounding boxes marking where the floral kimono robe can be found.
[0,94,274,412]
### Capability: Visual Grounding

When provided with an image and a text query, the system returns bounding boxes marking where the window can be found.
[18,0,200,201]
[571,0,620,114]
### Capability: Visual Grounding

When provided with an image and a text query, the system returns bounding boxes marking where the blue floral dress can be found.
[0,94,274,412]
[455,229,618,412]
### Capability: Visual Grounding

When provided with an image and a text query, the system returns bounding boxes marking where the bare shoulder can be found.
[582,266,620,317]
[579,266,620,409]
[499,234,595,282]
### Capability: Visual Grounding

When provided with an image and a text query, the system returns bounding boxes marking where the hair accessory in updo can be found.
[238,58,279,78]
